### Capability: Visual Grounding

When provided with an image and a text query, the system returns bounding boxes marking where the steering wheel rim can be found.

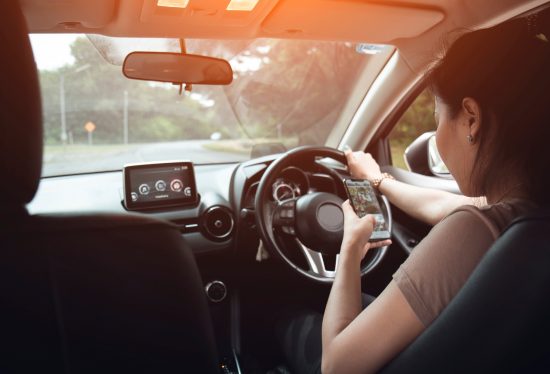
[254,145,392,283]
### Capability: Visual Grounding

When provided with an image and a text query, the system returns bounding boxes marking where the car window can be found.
[31,34,391,176]
[388,89,436,170]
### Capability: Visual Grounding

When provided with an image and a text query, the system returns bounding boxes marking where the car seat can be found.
[381,210,550,373]
[0,2,219,373]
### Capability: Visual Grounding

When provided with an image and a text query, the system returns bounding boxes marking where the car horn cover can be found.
[295,192,344,254]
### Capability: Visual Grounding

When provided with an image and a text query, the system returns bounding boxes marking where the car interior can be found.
[3,0,550,373]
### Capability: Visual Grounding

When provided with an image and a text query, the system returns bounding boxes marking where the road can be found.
[43,140,250,176]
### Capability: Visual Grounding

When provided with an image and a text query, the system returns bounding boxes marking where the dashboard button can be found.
[155,180,166,192]
[138,184,150,195]
[170,179,183,192]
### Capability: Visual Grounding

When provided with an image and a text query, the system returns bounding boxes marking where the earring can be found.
[467,134,475,144]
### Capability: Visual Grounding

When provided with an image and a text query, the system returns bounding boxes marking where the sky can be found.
[30,34,79,70]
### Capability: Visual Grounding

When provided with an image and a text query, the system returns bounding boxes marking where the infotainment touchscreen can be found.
[123,161,198,210]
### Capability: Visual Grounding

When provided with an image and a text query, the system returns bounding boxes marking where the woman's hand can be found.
[340,200,392,262]
[344,150,383,181]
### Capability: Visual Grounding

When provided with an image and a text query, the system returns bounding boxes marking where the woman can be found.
[280,14,550,374]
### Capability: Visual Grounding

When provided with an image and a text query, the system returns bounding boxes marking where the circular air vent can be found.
[201,206,234,241]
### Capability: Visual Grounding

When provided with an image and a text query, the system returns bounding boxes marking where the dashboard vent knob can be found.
[201,206,234,241]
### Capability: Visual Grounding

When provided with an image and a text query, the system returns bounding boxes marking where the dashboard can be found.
[27,155,344,256]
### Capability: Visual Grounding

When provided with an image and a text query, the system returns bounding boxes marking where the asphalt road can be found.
[43,140,250,176]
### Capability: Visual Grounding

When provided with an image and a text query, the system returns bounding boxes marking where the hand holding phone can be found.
[343,179,391,242]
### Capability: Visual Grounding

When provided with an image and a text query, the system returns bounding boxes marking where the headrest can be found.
[0,1,43,206]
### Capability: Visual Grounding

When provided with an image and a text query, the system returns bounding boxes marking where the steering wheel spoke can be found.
[296,239,339,278]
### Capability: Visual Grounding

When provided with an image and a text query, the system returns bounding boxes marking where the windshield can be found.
[31,34,390,176]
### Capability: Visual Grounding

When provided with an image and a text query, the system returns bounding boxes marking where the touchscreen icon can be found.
[155,180,167,192]
[131,192,138,202]
[184,186,192,197]
[138,183,150,195]
[170,179,183,192]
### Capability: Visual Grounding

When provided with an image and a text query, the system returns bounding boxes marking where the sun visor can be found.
[21,0,116,31]
[261,0,444,43]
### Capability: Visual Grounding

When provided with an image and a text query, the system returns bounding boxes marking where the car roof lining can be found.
[21,0,549,71]
[22,0,444,41]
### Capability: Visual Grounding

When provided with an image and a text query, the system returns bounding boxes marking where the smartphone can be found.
[343,179,391,242]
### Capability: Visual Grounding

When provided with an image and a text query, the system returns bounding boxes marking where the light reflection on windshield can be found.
[31,34,390,176]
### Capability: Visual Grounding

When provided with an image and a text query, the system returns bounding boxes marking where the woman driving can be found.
[280,13,550,374]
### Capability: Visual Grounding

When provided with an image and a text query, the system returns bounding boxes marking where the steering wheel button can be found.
[286,209,294,218]
[282,226,295,235]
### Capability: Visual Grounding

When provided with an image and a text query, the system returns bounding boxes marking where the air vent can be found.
[201,206,234,241]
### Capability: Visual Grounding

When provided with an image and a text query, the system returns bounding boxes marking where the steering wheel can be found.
[254,146,392,283]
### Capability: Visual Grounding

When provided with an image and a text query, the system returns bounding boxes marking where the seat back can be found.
[2,214,219,374]
[0,2,219,373]
[381,210,550,373]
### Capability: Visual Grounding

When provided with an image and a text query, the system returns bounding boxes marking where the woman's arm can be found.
[378,178,473,225]
[322,201,496,373]
[322,201,424,374]
[345,150,481,225]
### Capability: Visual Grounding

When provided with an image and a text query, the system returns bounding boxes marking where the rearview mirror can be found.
[123,52,233,85]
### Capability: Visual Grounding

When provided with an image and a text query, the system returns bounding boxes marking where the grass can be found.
[202,140,252,155]
[202,138,299,155]
[389,141,409,171]
[204,138,413,172]
[43,140,412,171]
[45,144,138,154]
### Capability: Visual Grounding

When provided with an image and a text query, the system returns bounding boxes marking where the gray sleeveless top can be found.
[392,199,536,326]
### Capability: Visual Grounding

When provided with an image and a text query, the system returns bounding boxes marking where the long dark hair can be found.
[426,10,550,205]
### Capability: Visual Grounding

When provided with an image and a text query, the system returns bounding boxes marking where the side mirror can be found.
[427,135,450,176]
[123,52,233,85]
[404,131,450,177]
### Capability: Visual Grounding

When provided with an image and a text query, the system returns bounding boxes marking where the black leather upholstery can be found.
[2,214,219,373]
[0,0,42,207]
[381,210,550,373]
[0,2,219,373]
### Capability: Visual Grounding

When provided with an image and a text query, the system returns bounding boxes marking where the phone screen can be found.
[344,179,391,241]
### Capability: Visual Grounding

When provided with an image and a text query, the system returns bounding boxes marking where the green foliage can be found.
[132,116,179,141]
[39,36,213,145]
[37,36,380,148]
[221,40,367,144]
[389,90,436,169]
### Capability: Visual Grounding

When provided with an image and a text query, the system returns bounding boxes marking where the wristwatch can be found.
[371,172,395,190]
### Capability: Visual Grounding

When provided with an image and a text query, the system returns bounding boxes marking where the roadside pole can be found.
[123,90,128,144]
[60,75,67,146]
